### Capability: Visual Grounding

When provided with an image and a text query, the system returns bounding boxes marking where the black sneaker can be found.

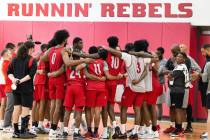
[19,131,37,139]
[12,132,20,138]
[118,133,127,139]
[129,133,138,140]
[73,132,85,139]
[184,127,193,133]
[170,129,184,137]
[63,131,68,138]
[112,126,122,139]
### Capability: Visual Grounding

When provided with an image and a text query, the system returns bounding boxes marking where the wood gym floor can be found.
[0,119,209,140]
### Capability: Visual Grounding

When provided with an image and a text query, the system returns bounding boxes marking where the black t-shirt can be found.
[170,70,185,93]
[7,55,37,94]
[165,57,191,71]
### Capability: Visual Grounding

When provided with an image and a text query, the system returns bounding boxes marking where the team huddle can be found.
[0,29,209,139]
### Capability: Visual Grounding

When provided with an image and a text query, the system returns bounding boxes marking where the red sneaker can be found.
[84,131,93,138]
[170,129,184,137]
[163,126,176,134]
[157,125,160,131]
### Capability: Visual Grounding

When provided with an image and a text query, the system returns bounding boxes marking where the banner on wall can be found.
[0,0,210,26]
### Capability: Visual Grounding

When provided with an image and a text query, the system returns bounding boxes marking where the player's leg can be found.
[129,106,140,139]
[63,108,71,137]
[93,107,101,138]
[0,97,6,129]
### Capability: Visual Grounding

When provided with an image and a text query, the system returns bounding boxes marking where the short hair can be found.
[73,37,82,45]
[53,29,69,45]
[48,38,57,48]
[1,49,8,57]
[203,44,210,49]
[17,42,24,47]
[24,41,35,49]
[125,43,134,52]
[5,43,15,50]
[88,46,98,54]
[178,52,188,60]
[107,36,119,49]
[134,39,149,52]
[41,44,48,52]
[157,47,165,54]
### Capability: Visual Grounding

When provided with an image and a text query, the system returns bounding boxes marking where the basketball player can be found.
[40,29,69,137]
[167,52,190,137]
[61,46,93,139]
[1,49,12,131]
[104,40,155,139]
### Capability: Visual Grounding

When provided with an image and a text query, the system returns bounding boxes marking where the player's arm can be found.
[132,65,148,85]
[104,70,123,80]
[48,64,65,78]
[129,51,154,58]
[73,52,101,59]
[40,48,51,62]
[75,63,87,71]
[106,47,122,58]
[84,68,106,81]
[62,48,92,67]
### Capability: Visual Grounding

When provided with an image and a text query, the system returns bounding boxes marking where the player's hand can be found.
[132,79,139,85]
[100,76,106,81]
[191,71,200,81]
[167,74,173,80]
[117,73,124,79]
[12,78,19,84]
[47,72,53,77]
[83,58,94,64]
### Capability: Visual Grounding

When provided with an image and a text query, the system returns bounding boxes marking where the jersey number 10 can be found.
[111,56,119,69]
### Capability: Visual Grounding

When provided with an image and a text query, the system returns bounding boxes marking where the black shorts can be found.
[201,90,207,107]
[13,92,33,108]
[206,94,210,109]
[170,92,185,109]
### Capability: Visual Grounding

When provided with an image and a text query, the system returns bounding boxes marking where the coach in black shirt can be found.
[8,41,37,138]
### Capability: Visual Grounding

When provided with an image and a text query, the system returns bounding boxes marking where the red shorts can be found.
[86,90,107,107]
[64,85,85,112]
[0,85,6,98]
[49,78,65,100]
[34,85,49,102]
[121,87,146,107]
[106,82,117,104]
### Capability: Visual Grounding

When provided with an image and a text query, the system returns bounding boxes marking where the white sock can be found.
[74,128,79,134]
[64,127,68,132]
[38,121,43,128]
[60,122,64,132]
[170,122,175,127]
[0,120,4,126]
[103,127,108,132]
[121,124,126,134]
[112,121,117,128]
[44,118,48,122]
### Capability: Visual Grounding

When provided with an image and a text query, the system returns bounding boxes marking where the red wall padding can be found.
[0,21,192,117]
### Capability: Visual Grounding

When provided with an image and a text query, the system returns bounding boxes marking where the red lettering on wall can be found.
[101,3,115,17]
[8,3,19,16]
[165,3,178,17]
[178,3,193,18]
[149,3,162,17]
[117,3,130,17]
[51,3,64,17]
[67,4,72,17]
[75,3,89,17]
[36,3,49,16]
[132,3,146,17]
[22,4,33,16]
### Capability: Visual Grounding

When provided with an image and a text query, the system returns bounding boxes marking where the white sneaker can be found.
[3,126,13,133]
[200,132,208,139]
[49,129,57,138]
[101,128,109,139]
[30,126,38,135]
[139,132,154,139]
[153,131,159,138]
[57,128,63,137]
[138,128,146,135]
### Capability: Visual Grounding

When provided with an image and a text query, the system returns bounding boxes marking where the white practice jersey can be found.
[143,58,153,92]
[122,53,145,92]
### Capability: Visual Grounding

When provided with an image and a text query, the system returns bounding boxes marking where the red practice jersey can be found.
[106,52,123,85]
[66,66,85,86]
[48,47,65,79]
[86,59,107,91]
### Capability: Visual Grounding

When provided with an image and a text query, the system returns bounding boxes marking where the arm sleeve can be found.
[121,52,132,67]
[28,59,37,78]
[189,56,201,73]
